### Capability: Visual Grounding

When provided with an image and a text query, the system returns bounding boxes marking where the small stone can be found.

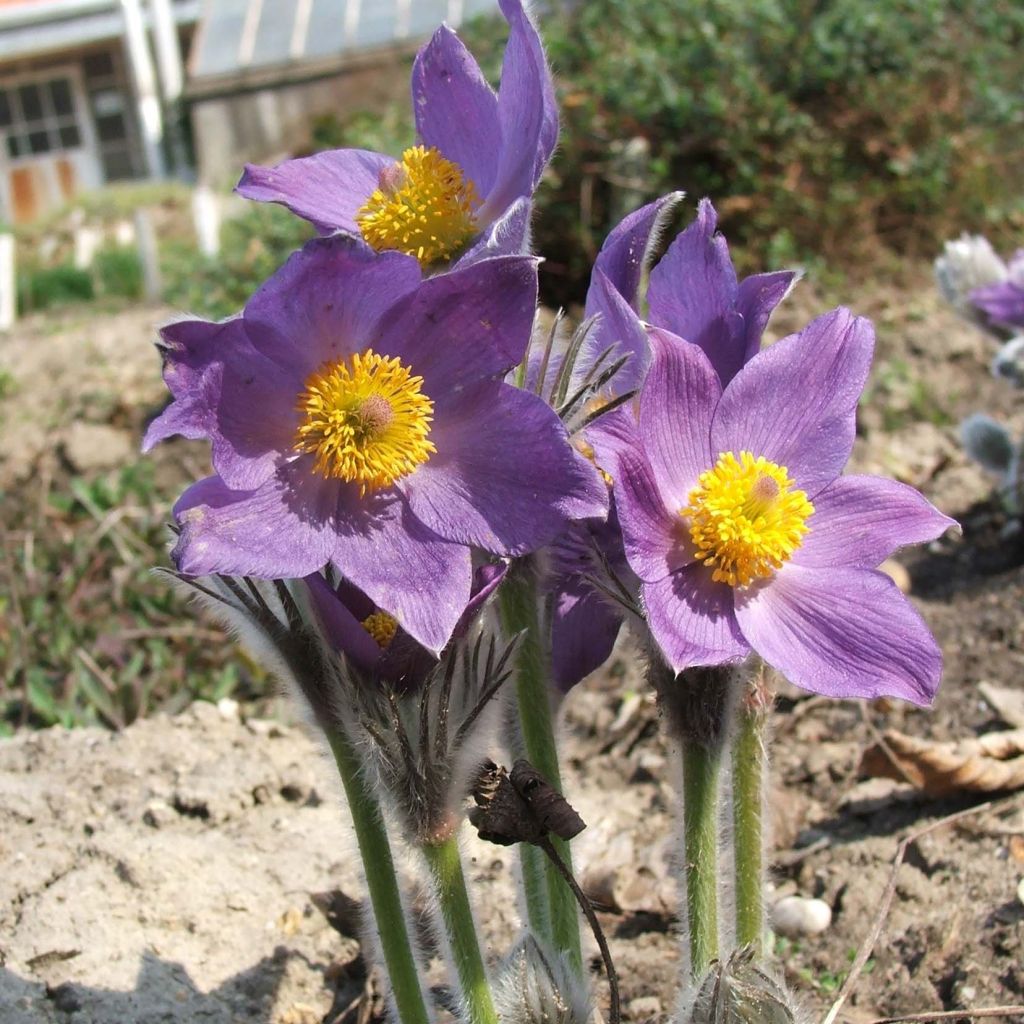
[217,697,239,720]
[1016,877,1024,907]
[61,422,134,473]
[628,996,662,1020]
[142,799,174,829]
[770,895,832,938]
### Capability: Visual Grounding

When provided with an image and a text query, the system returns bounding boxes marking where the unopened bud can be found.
[682,949,798,1024]
[493,935,591,1024]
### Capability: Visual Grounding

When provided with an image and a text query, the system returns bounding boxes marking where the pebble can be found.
[770,895,832,937]
[1016,877,1024,907]
[628,996,662,1020]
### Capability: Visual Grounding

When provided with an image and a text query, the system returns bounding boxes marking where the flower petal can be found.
[456,197,532,267]
[552,583,623,693]
[736,269,799,364]
[647,198,745,384]
[243,236,422,376]
[972,279,1024,329]
[478,0,557,221]
[412,25,500,201]
[794,475,957,568]
[401,382,607,555]
[236,149,394,235]
[643,567,749,672]
[639,326,720,507]
[304,573,382,673]
[612,445,692,583]
[376,255,539,408]
[734,563,940,705]
[171,466,337,579]
[144,316,299,491]
[711,307,874,498]
[576,266,650,392]
[332,492,472,655]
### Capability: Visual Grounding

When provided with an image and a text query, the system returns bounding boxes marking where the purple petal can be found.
[576,266,650,392]
[456,197,532,267]
[612,446,693,583]
[478,0,557,221]
[647,198,746,384]
[586,403,640,470]
[401,382,608,556]
[243,236,422,376]
[171,466,337,579]
[412,25,500,201]
[552,584,623,692]
[377,255,539,409]
[332,491,472,655]
[736,269,798,364]
[643,567,749,672]
[794,475,957,569]
[304,573,383,673]
[236,149,394,235]
[639,326,720,507]
[144,316,299,492]
[971,279,1024,330]
[590,192,685,312]
[734,564,940,705]
[711,307,874,498]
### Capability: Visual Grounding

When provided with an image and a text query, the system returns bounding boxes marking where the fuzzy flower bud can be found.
[493,935,592,1024]
[935,234,1008,328]
[682,949,797,1024]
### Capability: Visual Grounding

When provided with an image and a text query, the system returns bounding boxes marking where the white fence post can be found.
[133,208,162,302]
[192,185,222,258]
[0,233,15,332]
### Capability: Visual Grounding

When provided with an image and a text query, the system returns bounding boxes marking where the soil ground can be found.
[1,273,1023,1023]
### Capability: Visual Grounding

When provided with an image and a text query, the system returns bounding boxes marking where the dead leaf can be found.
[1009,834,1024,865]
[861,728,1024,796]
[979,682,1024,728]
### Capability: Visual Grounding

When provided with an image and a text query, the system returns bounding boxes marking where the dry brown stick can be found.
[866,1007,1024,1024]
[821,800,995,1024]
[859,703,920,789]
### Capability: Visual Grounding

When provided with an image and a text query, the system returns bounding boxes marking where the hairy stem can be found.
[499,568,583,972]
[421,835,499,1024]
[682,738,722,979]
[327,730,431,1024]
[732,685,767,951]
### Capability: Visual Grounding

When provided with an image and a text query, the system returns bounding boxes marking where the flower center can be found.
[682,451,814,588]
[362,611,398,649]
[294,349,436,491]
[355,145,479,266]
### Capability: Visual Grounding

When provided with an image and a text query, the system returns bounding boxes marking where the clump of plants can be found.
[141,4,956,1023]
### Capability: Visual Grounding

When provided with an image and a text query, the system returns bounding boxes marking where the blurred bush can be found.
[94,245,144,300]
[17,264,95,313]
[451,0,1023,303]
[161,202,313,320]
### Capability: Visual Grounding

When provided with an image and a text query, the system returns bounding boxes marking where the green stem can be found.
[421,836,499,1024]
[682,738,722,979]
[732,698,765,952]
[327,731,431,1024]
[499,569,583,972]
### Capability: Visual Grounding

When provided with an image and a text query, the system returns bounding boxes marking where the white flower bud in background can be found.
[961,414,1015,475]
[991,336,1024,388]
[935,234,1008,328]
[492,935,592,1024]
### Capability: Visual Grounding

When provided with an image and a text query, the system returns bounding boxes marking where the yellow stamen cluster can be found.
[362,611,399,649]
[683,451,814,588]
[294,349,435,491]
[356,145,479,266]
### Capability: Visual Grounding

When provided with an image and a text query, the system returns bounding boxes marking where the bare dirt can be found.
[1,274,1023,1023]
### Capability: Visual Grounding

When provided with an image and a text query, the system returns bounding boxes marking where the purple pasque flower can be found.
[608,312,956,704]
[577,196,798,394]
[972,249,1024,330]
[144,237,606,656]
[235,0,556,269]
[306,562,506,689]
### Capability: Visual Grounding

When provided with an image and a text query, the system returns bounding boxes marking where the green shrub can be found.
[161,202,313,319]
[94,245,143,299]
[454,0,1024,304]
[17,263,94,313]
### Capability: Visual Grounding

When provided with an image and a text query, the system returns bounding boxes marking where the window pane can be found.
[6,135,21,158]
[50,79,73,116]
[18,84,43,121]
[96,112,127,143]
[0,91,10,128]
[59,124,81,148]
[28,129,50,154]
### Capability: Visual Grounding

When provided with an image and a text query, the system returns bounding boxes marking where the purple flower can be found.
[144,237,606,655]
[608,312,956,704]
[578,196,797,393]
[235,0,556,269]
[972,249,1024,330]
[306,562,507,689]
